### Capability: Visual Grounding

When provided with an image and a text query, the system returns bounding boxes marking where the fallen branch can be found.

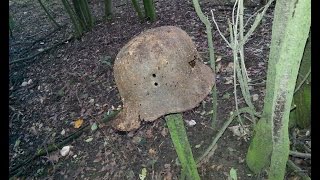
[289,151,311,159]
[9,122,89,177]
[10,36,73,65]
[10,23,67,47]
[9,110,120,178]
[287,160,311,180]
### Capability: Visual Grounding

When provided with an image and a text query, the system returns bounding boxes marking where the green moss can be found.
[246,118,272,173]
[290,85,311,128]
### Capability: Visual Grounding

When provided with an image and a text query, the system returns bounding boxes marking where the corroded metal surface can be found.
[112,26,215,131]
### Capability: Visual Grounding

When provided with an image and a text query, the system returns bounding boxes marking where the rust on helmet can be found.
[112,26,215,131]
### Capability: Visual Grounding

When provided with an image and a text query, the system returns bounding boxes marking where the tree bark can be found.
[246,0,311,178]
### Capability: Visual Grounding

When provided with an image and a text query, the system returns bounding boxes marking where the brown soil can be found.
[9,0,311,179]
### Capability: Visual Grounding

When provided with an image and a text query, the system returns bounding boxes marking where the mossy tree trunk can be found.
[143,0,156,21]
[246,0,310,179]
[289,34,311,129]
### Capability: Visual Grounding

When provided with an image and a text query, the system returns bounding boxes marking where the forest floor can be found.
[9,0,311,179]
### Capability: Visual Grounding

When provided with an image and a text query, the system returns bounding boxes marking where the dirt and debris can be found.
[9,0,310,179]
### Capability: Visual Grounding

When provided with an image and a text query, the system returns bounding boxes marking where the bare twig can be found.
[240,0,275,48]
[197,144,217,166]
[228,19,243,125]
[10,36,73,65]
[294,69,311,93]
[243,2,268,29]
[210,10,231,48]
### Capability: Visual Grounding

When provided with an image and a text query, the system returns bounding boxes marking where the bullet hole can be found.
[152,74,156,77]
[154,82,158,86]
[188,60,196,68]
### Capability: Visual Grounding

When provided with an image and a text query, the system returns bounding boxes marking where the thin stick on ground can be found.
[196,107,261,164]
[289,151,311,159]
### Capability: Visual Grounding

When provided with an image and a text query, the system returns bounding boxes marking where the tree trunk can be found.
[289,34,311,129]
[72,0,86,30]
[246,0,310,179]
[80,0,94,29]
[72,0,93,31]
[143,0,156,21]
[62,0,93,38]
[131,0,144,20]
[61,0,83,38]
[104,0,113,19]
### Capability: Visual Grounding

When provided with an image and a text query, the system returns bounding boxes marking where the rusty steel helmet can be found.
[112,26,215,131]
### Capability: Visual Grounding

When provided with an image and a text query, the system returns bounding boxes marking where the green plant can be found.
[165,114,200,180]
